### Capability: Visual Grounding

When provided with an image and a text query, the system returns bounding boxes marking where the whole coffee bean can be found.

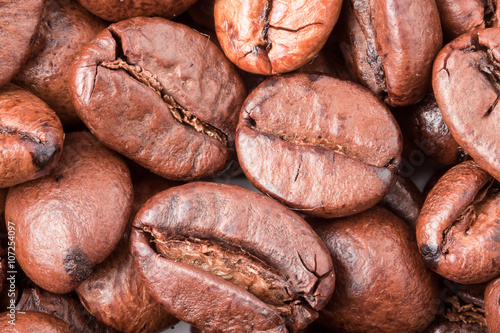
[236,73,401,218]
[0,0,45,88]
[0,311,74,333]
[16,286,117,333]
[416,160,500,284]
[339,0,442,106]
[214,0,342,75]
[485,276,500,333]
[76,0,197,22]
[379,175,424,228]
[433,28,500,182]
[396,93,465,166]
[14,0,106,130]
[435,0,500,40]
[313,206,440,333]
[70,17,246,181]
[5,132,133,294]
[0,84,64,188]
[131,182,335,332]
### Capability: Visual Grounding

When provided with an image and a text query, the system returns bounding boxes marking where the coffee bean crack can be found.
[99,59,228,147]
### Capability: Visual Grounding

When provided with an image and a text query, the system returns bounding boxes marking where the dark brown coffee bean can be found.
[76,0,197,22]
[435,0,500,40]
[16,286,117,333]
[416,160,500,284]
[70,17,246,181]
[14,0,106,130]
[0,84,63,188]
[339,0,442,106]
[433,28,500,182]
[236,73,402,218]
[0,0,45,88]
[486,276,500,333]
[313,206,440,333]
[396,93,465,166]
[131,182,335,332]
[214,0,342,75]
[0,311,74,332]
[5,132,133,294]
[379,175,424,228]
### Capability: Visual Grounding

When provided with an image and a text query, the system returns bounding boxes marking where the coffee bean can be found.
[416,160,500,284]
[0,311,74,332]
[70,17,246,181]
[214,0,342,74]
[130,182,334,332]
[0,84,63,188]
[339,0,443,106]
[485,276,500,333]
[5,132,133,294]
[236,73,401,218]
[433,28,500,182]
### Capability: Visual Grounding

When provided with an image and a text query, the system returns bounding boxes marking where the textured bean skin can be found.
[314,207,440,333]
[131,182,335,332]
[214,0,342,75]
[16,286,117,333]
[435,0,500,40]
[76,0,197,22]
[5,132,133,294]
[14,0,106,129]
[70,17,246,181]
[485,276,500,333]
[0,311,74,333]
[340,0,443,106]
[236,74,401,218]
[0,84,63,188]
[433,28,500,182]
[0,0,45,88]
[416,161,500,284]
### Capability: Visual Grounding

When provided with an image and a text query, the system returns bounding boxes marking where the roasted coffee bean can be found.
[236,73,401,218]
[5,132,133,294]
[313,206,440,333]
[485,276,500,333]
[339,0,442,106]
[70,17,246,181]
[0,84,63,188]
[214,0,342,75]
[416,160,500,284]
[435,0,500,40]
[14,0,106,130]
[0,0,45,88]
[433,28,500,182]
[16,286,117,333]
[76,0,197,22]
[396,93,465,166]
[131,182,335,332]
[0,311,74,332]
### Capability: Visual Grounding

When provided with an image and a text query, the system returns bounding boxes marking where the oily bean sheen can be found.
[485,276,500,333]
[214,0,342,75]
[70,17,246,181]
[14,0,106,130]
[0,0,45,88]
[416,160,500,284]
[16,286,117,333]
[5,132,133,294]
[76,0,197,22]
[0,84,64,188]
[0,311,74,333]
[433,28,500,182]
[313,207,440,333]
[131,182,335,332]
[435,0,500,40]
[340,0,442,106]
[236,74,402,218]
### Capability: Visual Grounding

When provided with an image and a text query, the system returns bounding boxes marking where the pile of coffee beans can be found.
[0,0,499,332]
